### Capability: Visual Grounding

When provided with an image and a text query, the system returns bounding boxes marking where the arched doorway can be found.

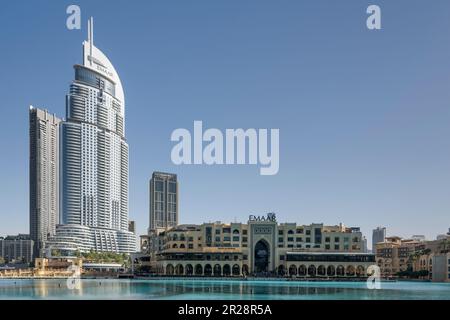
[317,265,326,276]
[308,265,316,277]
[289,265,297,276]
[277,265,285,276]
[356,265,365,277]
[166,264,174,275]
[254,239,270,273]
[346,265,355,277]
[223,264,231,276]
[242,264,249,276]
[213,264,222,276]
[195,264,203,276]
[298,265,307,276]
[232,264,240,276]
[204,264,212,276]
[175,264,184,275]
[327,265,335,276]
[185,264,193,276]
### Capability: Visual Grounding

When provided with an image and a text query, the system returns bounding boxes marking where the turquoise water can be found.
[0,279,449,300]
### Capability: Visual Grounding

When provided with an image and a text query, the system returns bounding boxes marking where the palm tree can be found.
[407,251,420,271]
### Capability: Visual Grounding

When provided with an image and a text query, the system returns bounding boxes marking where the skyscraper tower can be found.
[149,172,178,235]
[372,226,386,251]
[50,18,136,253]
[29,107,61,258]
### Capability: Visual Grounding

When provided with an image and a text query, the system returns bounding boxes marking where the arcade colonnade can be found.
[159,261,370,277]
[162,261,250,276]
[278,262,367,277]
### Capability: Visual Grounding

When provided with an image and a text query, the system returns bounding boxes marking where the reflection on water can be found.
[0,279,449,300]
[154,281,351,297]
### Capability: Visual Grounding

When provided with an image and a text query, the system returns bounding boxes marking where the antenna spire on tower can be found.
[90,17,94,46]
[87,18,90,42]
[87,17,94,66]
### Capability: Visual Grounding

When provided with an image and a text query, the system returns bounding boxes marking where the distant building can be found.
[372,227,386,250]
[0,234,34,264]
[128,221,136,233]
[139,235,149,253]
[362,236,368,253]
[149,172,178,235]
[437,234,448,240]
[411,235,426,242]
[35,257,82,271]
[29,107,61,258]
[375,236,426,278]
[436,228,450,240]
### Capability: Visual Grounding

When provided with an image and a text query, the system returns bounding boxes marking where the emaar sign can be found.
[249,213,277,222]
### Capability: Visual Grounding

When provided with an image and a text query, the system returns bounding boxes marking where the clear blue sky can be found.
[1,0,449,247]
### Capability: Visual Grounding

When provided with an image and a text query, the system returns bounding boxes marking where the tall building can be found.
[49,18,136,254]
[372,227,386,250]
[29,107,61,258]
[362,236,368,253]
[149,172,178,234]
[128,221,136,233]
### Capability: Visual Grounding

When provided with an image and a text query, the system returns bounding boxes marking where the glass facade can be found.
[286,253,375,263]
